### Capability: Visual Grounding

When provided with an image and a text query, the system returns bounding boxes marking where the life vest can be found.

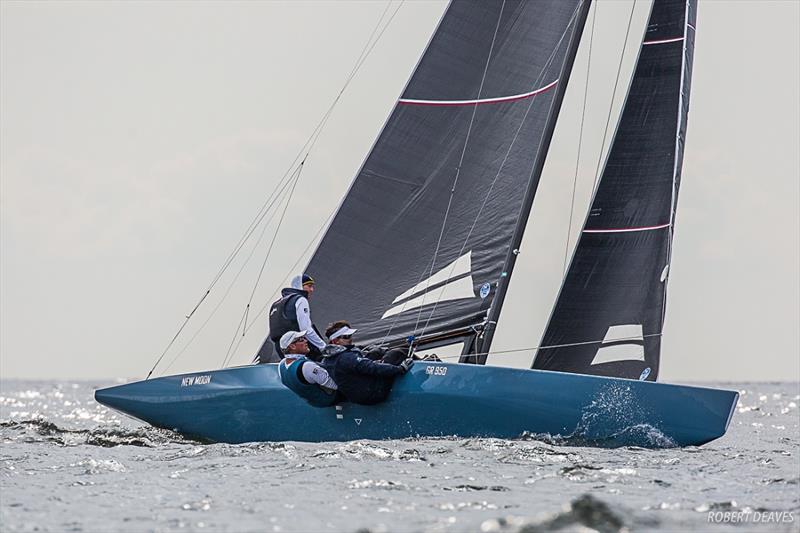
[278,357,337,407]
[268,289,305,344]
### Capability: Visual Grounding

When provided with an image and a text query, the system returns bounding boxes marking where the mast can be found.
[473,0,594,361]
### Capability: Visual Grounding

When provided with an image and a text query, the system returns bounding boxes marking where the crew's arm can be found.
[339,352,404,378]
[300,362,338,390]
[294,297,326,350]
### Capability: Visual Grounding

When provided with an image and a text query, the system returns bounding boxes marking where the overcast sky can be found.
[1,0,798,382]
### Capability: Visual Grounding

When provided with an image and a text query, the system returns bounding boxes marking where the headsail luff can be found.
[532,0,697,381]
[304,0,589,349]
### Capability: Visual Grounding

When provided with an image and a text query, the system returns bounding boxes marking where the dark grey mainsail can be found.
[532,0,696,380]
[304,0,591,350]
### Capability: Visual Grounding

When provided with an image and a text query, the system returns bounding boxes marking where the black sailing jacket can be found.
[321,345,404,405]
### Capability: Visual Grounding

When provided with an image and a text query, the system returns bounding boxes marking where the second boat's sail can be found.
[305,0,590,350]
[533,0,696,380]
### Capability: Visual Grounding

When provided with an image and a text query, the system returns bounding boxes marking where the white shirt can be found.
[282,356,337,390]
[293,296,326,351]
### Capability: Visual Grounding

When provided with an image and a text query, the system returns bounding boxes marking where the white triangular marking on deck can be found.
[355,419,362,426]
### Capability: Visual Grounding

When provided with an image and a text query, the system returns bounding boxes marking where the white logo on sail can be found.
[591,324,645,365]
[381,252,475,319]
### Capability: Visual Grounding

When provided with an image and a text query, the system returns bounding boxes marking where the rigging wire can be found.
[415,1,586,340]
[376,0,511,346]
[146,1,404,378]
[146,164,300,379]
[221,157,305,367]
[221,2,408,366]
[376,1,583,347]
[529,0,652,373]
[222,306,249,371]
[591,0,637,187]
[535,0,645,369]
[161,168,298,375]
[246,158,305,315]
[410,0,508,337]
[222,207,338,367]
[562,1,597,274]
[426,332,663,362]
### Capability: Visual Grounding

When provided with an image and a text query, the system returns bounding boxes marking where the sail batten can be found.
[533,0,697,381]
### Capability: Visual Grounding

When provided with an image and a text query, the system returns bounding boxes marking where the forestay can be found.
[533,0,697,380]
[306,0,587,350]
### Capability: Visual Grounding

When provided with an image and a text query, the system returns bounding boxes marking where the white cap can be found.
[328,326,357,341]
[280,330,308,350]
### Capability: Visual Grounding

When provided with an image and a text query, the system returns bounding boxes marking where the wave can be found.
[518,423,676,449]
[0,419,198,447]
[513,382,679,448]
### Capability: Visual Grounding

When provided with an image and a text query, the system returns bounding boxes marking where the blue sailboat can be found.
[96,0,739,447]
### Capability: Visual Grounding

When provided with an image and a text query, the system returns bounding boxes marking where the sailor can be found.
[325,320,408,364]
[278,330,338,407]
[256,273,326,364]
[320,322,414,405]
[325,320,440,363]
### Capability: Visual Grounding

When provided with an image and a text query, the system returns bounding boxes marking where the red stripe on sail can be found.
[583,223,671,234]
[643,36,684,46]
[398,79,558,107]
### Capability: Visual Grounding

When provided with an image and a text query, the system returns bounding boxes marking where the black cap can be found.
[302,274,315,286]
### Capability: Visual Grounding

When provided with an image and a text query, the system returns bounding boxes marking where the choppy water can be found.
[1,380,798,532]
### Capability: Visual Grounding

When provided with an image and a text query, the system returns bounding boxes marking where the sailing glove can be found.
[399,358,414,373]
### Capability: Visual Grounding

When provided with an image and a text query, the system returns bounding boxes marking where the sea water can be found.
[1,380,797,532]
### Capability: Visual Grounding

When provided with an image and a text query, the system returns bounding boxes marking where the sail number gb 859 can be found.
[425,365,447,376]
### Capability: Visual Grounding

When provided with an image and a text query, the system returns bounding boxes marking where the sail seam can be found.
[397,79,558,106]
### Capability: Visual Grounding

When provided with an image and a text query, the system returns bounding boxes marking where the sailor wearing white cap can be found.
[277,330,338,407]
[327,324,358,342]
[324,320,407,363]
[320,321,413,405]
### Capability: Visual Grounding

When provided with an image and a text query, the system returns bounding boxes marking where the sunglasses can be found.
[337,335,352,340]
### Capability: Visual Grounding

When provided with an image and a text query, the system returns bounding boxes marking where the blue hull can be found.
[94,363,738,447]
